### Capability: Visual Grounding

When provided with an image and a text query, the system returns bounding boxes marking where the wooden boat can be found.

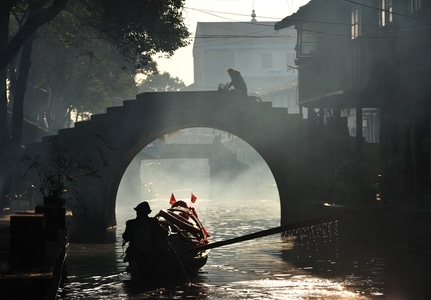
[156,203,210,272]
[125,198,210,283]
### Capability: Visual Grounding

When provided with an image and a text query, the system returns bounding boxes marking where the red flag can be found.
[191,193,197,203]
[169,193,176,205]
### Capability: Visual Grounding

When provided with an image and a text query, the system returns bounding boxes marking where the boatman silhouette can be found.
[122,201,167,276]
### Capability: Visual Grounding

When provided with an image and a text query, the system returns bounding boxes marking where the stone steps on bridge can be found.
[63,97,303,138]
[23,94,307,152]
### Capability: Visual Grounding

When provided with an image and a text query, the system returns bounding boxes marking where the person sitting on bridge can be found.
[122,201,168,274]
[227,68,248,95]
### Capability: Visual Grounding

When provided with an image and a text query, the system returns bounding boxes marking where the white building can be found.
[191,13,300,112]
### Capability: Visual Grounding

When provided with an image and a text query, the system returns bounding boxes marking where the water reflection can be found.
[59,199,431,299]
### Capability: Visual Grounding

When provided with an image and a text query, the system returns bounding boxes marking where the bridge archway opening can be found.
[115,127,280,225]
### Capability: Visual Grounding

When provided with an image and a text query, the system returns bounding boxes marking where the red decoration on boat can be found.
[169,193,176,205]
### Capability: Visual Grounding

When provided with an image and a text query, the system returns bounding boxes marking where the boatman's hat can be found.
[134,201,151,214]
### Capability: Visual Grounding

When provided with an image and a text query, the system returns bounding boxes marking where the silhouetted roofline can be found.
[274,0,319,31]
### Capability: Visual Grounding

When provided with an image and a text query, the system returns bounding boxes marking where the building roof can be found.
[274,0,329,30]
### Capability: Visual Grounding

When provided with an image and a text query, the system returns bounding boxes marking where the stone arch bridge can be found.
[22,91,311,238]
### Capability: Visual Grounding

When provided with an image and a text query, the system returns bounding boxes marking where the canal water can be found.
[58,198,431,299]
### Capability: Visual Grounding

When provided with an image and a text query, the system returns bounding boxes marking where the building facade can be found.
[276,0,431,205]
[191,17,298,108]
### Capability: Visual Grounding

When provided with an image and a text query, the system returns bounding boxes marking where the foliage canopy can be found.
[3,0,190,130]
[72,0,190,69]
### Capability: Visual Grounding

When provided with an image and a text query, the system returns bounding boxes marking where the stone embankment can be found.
[298,200,431,254]
[0,209,68,299]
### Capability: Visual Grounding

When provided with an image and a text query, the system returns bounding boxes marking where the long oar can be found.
[192,213,342,252]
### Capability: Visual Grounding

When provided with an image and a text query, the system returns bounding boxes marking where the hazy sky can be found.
[154,0,310,85]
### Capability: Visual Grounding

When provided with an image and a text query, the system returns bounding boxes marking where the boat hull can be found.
[126,243,209,283]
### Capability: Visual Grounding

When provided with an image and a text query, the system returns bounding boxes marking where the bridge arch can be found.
[23,91,308,239]
[119,127,279,206]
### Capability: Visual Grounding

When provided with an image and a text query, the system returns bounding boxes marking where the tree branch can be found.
[0,0,69,72]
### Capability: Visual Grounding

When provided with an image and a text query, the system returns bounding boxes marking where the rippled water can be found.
[58,198,431,299]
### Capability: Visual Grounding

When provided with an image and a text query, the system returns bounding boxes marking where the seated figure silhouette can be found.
[227,68,248,95]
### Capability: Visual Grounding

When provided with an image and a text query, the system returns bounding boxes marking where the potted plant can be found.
[21,136,108,237]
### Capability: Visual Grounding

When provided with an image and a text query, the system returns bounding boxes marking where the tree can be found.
[0,0,68,209]
[138,72,186,93]
[27,30,139,130]
[76,0,190,69]
[0,1,68,72]
[3,0,189,134]
[1,0,190,206]
[1,0,68,152]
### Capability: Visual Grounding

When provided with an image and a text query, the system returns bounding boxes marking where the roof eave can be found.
[274,0,318,31]
[274,18,296,31]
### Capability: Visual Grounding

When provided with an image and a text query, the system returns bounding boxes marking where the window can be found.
[410,0,421,13]
[297,29,317,56]
[380,0,393,27]
[351,8,360,39]
[261,53,272,69]
[388,0,393,23]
